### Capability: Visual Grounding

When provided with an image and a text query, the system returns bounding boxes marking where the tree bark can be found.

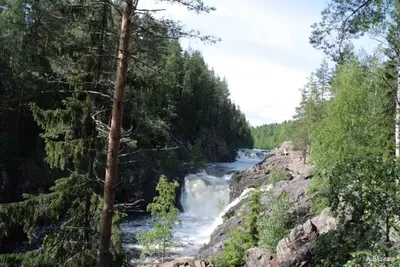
[97,1,134,266]
[396,66,400,157]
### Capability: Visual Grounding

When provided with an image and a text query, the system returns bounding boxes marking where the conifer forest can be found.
[2,0,400,267]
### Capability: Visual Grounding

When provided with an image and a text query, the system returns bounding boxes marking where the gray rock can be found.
[276,208,338,266]
[199,142,313,261]
[244,248,277,267]
[198,200,246,259]
[230,142,312,201]
[310,208,338,234]
[157,259,214,267]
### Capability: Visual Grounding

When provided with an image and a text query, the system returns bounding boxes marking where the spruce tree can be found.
[137,175,181,262]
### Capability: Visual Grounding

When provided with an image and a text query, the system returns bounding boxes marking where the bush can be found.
[258,192,292,252]
[269,168,288,185]
[217,228,253,267]
[306,168,330,214]
[311,230,355,267]
[217,189,261,267]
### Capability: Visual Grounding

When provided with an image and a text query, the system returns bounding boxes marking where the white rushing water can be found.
[120,149,268,257]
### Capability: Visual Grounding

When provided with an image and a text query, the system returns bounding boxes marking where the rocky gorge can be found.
[147,142,339,267]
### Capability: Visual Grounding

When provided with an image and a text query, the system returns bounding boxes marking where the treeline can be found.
[0,0,252,265]
[251,121,294,150]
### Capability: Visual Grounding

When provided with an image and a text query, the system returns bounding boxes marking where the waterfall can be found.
[209,187,255,233]
[180,171,230,218]
[120,149,268,257]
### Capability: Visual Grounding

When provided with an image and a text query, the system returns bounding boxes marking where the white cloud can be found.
[137,0,330,126]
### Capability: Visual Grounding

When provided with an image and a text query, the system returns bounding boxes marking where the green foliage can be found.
[311,230,355,267]
[217,189,261,267]
[309,0,395,62]
[137,175,182,262]
[269,168,288,185]
[218,190,292,266]
[30,97,91,170]
[0,0,253,262]
[246,189,261,245]
[309,156,400,267]
[310,56,392,169]
[251,121,295,150]
[344,248,400,267]
[190,139,206,165]
[217,228,253,267]
[258,192,292,252]
[0,173,126,266]
[289,59,332,167]
[308,54,394,213]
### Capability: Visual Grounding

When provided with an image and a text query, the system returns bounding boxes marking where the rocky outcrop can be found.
[231,142,312,200]
[199,142,313,260]
[198,199,247,259]
[276,208,338,267]
[244,248,277,267]
[243,208,339,267]
[156,259,214,267]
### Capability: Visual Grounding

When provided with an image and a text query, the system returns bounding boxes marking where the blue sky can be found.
[140,0,375,126]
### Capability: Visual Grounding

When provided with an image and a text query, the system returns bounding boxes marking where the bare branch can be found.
[40,89,115,101]
[136,8,166,12]
[118,146,180,157]
[114,199,144,211]
[121,125,134,137]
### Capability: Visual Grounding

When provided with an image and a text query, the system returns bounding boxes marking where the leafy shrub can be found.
[217,228,253,267]
[306,172,329,214]
[269,168,288,185]
[311,156,400,267]
[258,192,292,252]
[217,189,261,267]
[311,230,355,267]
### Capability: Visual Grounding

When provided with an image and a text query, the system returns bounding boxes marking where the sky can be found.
[138,0,373,126]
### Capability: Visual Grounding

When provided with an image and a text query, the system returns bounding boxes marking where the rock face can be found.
[198,141,339,266]
[156,259,214,267]
[231,142,312,200]
[276,208,338,267]
[243,208,338,267]
[198,196,249,259]
[199,141,313,260]
[244,248,277,267]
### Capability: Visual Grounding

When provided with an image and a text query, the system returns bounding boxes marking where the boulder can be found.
[244,248,278,267]
[156,259,214,267]
[276,208,338,266]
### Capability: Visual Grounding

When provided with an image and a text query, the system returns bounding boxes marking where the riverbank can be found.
[197,142,340,266]
[121,149,267,265]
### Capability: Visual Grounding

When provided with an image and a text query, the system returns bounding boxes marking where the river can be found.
[120,149,267,259]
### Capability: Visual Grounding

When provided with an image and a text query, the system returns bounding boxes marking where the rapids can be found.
[120,149,267,257]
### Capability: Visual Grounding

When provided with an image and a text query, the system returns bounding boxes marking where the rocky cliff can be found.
[199,142,338,266]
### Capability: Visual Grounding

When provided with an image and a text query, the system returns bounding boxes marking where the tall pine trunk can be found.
[396,66,400,157]
[97,1,133,266]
